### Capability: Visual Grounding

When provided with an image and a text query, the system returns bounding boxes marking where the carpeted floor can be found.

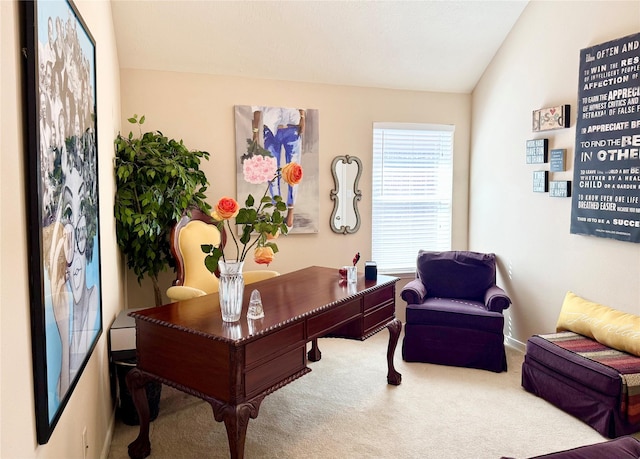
[107,331,636,459]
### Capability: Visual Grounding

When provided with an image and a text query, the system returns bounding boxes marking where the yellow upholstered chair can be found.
[243,270,280,284]
[166,209,281,302]
[166,209,223,302]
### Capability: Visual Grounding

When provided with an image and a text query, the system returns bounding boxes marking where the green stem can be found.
[241,234,262,261]
[225,219,240,262]
[233,173,281,262]
[239,176,278,261]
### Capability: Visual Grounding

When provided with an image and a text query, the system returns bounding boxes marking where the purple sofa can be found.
[522,334,640,438]
[401,251,511,373]
[501,435,640,458]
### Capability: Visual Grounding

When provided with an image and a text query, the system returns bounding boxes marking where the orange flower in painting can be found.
[281,162,303,186]
[254,246,275,265]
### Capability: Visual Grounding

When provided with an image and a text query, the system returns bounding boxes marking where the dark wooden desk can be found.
[126,266,401,459]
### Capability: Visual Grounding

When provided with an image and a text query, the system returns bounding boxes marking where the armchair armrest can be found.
[484,285,511,312]
[401,279,428,304]
[166,285,207,302]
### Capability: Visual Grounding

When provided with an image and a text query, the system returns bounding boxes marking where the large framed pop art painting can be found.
[22,0,102,444]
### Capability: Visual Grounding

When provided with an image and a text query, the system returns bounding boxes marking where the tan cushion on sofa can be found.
[556,291,640,357]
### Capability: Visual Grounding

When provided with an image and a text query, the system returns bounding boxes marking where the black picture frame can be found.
[21,0,102,444]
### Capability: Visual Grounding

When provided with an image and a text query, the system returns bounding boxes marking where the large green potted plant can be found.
[114,114,211,306]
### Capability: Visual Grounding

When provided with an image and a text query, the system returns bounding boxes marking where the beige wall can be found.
[1,1,123,458]
[119,70,472,310]
[471,0,640,348]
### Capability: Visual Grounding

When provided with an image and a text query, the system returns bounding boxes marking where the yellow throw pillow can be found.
[556,291,640,357]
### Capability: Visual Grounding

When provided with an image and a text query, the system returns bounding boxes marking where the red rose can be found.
[215,197,239,220]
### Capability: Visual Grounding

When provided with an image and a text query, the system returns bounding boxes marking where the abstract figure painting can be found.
[22,0,102,444]
[234,105,319,234]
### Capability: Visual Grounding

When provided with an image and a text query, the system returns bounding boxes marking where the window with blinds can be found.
[371,123,454,274]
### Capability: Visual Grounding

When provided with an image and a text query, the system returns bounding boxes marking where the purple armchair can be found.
[401,250,511,372]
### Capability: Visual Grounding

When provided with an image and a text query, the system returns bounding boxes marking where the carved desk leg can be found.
[126,368,153,459]
[386,318,402,385]
[308,338,322,362]
[209,395,266,459]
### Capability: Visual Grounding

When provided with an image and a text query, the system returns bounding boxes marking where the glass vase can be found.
[218,260,244,322]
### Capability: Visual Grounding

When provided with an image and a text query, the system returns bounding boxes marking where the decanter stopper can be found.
[247,289,264,320]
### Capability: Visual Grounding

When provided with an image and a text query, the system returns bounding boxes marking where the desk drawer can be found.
[364,285,394,312]
[307,299,361,338]
[364,302,395,334]
[246,322,305,366]
[245,346,306,398]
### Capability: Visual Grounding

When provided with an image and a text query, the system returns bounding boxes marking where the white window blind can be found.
[372,123,454,274]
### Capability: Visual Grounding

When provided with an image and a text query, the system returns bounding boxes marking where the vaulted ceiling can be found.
[111,0,529,94]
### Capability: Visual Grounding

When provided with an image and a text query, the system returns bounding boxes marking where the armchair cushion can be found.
[406,297,505,334]
[166,285,209,302]
[416,250,497,302]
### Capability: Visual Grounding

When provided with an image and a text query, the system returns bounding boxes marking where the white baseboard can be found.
[100,410,116,459]
[505,335,526,353]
